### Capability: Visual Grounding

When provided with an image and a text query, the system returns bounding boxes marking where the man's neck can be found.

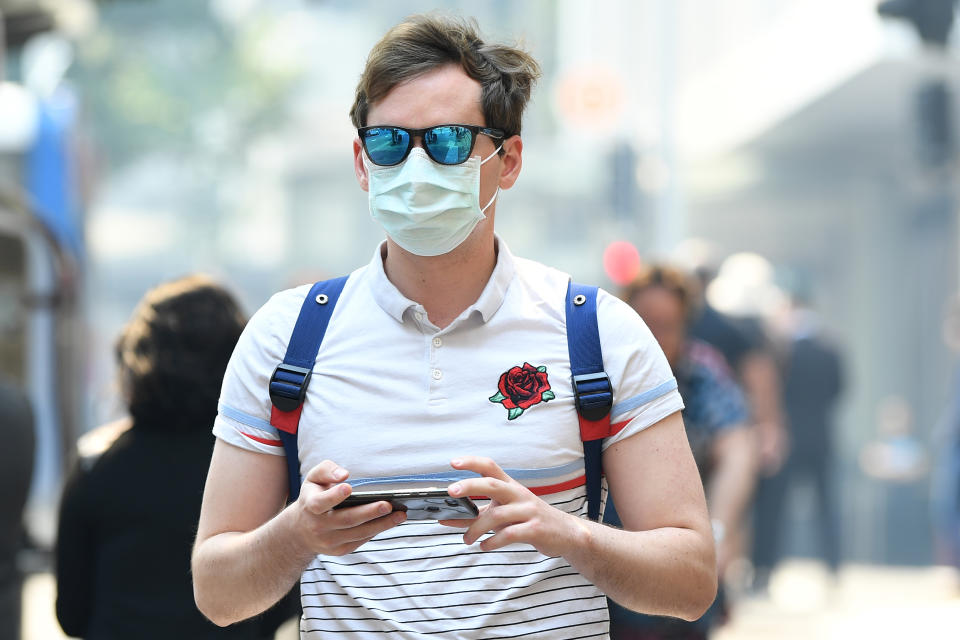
[382,235,497,329]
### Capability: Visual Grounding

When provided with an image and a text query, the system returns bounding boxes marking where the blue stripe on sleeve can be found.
[217,403,281,437]
[610,378,679,420]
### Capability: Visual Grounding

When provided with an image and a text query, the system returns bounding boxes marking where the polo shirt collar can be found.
[367,235,516,325]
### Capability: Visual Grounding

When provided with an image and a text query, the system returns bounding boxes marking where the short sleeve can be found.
[685,341,750,435]
[213,286,310,456]
[595,289,685,450]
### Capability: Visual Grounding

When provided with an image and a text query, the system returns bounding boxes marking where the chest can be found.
[294,310,586,480]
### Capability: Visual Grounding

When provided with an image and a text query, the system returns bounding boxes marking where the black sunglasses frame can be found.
[358,124,506,167]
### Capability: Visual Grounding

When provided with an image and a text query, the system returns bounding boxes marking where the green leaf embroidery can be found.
[489,391,507,403]
[536,366,546,372]
[541,390,555,401]
[507,407,524,420]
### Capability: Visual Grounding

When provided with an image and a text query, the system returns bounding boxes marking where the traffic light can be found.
[878,0,958,47]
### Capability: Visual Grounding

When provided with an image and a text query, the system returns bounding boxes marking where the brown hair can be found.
[620,264,698,322]
[350,14,541,138]
[115,275,246,431]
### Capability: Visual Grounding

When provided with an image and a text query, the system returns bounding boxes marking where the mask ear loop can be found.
[479,145,503,214]
[481,187,500,214]
[480,145,503,166]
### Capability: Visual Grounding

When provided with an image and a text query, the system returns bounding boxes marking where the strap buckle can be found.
[572,372,613,422]
[269,363,312,413]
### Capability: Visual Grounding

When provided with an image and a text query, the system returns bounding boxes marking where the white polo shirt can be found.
[214,238,683,639]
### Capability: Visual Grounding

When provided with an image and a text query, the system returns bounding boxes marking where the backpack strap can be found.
[269,276,349,502]
[565,281,613,521]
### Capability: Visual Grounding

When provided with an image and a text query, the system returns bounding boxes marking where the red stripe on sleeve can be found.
[608,419,631,437]
[241,431,283,447]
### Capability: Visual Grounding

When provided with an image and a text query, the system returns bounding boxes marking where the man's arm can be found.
[443,411,717,621]
[741,352,788,475]
[191,439,407,627]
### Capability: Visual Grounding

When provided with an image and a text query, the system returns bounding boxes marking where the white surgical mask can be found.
[364,146,501,257]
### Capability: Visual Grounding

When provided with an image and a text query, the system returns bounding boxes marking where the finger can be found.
[438,500,494,528]
[329,500,396,529]
[478,522,531,552]
[304,460,349,486]
[326,508,408,555]
[461,503,527,545]
[330,510,408,545]
[448,477,517,505]
[329,539,372,557]
[437,518,475,529]
[302,482,352,516]
[450,456,511,482]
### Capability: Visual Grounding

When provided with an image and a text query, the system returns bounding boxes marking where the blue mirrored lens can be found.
[364,127,410,165]
[424,126,473,164]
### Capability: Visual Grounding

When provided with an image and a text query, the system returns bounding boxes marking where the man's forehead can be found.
[366,65,484,127]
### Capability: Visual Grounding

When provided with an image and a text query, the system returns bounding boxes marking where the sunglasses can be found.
[359,124,505,167]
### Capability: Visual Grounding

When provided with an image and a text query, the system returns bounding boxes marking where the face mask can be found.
[365,146,501,257]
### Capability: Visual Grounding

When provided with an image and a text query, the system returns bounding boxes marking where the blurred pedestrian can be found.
[606,264,757,640]
[0,377,35,640]
[753,294,845,584]
[689,251,788,479]
[55,275,293,639]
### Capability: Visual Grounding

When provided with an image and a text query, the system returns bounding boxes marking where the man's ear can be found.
[498,135,523,190]
[353,137,369,192]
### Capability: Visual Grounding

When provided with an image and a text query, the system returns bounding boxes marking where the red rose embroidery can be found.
[489,362,555,420]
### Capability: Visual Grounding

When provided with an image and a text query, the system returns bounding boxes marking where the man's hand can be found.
[193,448,411,626]
[438,456,585,558]
[755,421,789,476]
[292,461,408,557]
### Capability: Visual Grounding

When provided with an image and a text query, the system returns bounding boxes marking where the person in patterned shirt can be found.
[607,264,756,640]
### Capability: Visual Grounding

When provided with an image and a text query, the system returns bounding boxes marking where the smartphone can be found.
[334,487,479,520]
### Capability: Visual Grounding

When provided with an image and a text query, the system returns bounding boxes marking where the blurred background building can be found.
[2,0,959,636]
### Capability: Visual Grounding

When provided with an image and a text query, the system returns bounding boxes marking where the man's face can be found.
[353,64,521,239]
[629,286,686,368]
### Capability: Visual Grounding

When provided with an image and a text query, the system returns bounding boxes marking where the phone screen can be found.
[334,488,479,520]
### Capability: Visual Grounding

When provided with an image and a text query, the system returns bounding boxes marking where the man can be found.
[192,15,716,638]
[753,296,844,582]
[609,265,756,639]
[684,251,787,479]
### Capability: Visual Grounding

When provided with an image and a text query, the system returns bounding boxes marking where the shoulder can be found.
[248,270,370,338]
[508,257,647,331]
[245,283,315,341]
[595,287,661,353]
[233,273,365,363]
[510,256,572,303]
[76,418,133,470]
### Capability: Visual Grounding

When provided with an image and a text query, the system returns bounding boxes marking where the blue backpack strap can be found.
[565,281,613,521]
[269,276,349,502]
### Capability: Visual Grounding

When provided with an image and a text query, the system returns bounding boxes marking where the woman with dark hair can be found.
[55,275,291,639]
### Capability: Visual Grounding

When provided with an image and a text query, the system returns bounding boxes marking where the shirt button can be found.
[432,369,442,380]
[432,337,442,348]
